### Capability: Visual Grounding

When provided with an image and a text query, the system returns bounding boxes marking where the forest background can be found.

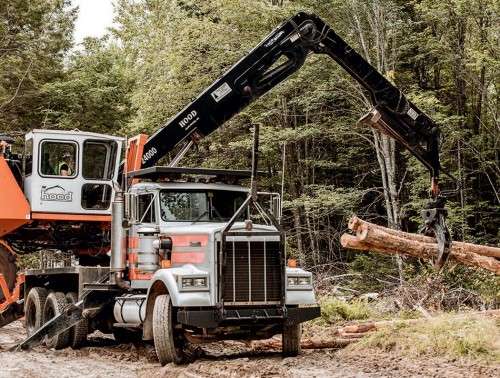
[1,0,498,307]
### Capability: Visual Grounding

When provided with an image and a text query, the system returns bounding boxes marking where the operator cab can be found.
[23,129,124,215]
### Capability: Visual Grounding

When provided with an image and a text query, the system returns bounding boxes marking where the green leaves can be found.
[0,0,76,132]
[40,37,134,135]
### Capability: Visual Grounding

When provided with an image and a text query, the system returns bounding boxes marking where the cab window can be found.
[39,141,77,177]
[138,194,156,223]
[24,138,33,176]
[82,140,117,180]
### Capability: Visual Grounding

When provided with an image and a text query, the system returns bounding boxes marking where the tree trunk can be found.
[342,216,500,274]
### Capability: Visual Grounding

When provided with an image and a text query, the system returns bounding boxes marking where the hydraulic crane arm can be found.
[141,13,441,187]
[139,12,451,267]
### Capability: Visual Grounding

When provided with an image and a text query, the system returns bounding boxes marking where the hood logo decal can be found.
[41,185,73,202]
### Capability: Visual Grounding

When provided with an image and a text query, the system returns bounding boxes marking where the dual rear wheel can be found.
[24,287,88,349]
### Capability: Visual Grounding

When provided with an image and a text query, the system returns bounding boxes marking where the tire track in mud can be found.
[0,321,498,378]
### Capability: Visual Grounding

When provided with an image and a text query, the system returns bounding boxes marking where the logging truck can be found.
[0,12,451,365]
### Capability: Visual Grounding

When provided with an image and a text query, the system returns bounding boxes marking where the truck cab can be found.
[112,167,320,363]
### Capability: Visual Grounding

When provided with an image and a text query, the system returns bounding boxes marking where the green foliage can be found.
[347,254,402,292]
[0,0,76,132]
[41,37,135,134]
[353,314,500,362]
[320,297,373,323]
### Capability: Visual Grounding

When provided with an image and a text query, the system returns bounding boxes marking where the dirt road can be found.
[0,321,498,378]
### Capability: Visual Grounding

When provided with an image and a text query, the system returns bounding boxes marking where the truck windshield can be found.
[159,190,247,222]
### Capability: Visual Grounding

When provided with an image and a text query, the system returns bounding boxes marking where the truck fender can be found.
[143,265,208,340]
[142,270,177,341]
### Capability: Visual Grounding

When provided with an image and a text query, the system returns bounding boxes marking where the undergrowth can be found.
[349,313,500,363]
[319,297,373,323]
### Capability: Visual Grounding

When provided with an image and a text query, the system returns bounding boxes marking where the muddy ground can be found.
[0,321,498,378]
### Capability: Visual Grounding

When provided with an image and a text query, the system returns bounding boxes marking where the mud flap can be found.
[285,306,321,325]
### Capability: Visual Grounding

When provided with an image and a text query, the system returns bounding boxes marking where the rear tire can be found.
[65,292,88,349]
[152,294,186,365]
[282,323,301,357]
[43,291,70,349]
[25,287,48,336]
[0,243,17,301]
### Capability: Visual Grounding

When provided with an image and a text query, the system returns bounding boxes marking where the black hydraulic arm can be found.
[141,12,451,267]
[141,12,441,190]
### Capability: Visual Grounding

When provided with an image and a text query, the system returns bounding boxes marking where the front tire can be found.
[152,294,186,365]
[282,323,301,357]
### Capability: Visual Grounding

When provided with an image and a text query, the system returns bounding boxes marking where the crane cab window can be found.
[24,138,33,176]
[39,141,77,177]
[82,140,117,180]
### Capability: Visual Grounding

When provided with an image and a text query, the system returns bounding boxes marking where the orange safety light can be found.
[161,259,172,268]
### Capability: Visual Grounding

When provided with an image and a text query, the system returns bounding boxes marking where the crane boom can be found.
[140,12,441,188]
[138,12,452,268]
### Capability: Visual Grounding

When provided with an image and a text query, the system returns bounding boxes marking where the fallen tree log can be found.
[251,337,356,350]
[349,216,500,259]
[341,216,500,274]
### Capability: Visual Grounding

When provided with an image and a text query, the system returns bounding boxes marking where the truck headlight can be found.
[193,278,207,287]
[287,274,312,289]
[179,275,209,291]
[182,278,194,288]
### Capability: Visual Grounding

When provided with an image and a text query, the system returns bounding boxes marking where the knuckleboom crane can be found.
[138,12,452,267]
[0,13,453,348]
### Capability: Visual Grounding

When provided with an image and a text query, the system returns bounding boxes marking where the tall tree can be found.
[0,0,76,133]
[41,37,135,134]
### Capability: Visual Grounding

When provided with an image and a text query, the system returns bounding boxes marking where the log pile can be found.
[341,216,500,274]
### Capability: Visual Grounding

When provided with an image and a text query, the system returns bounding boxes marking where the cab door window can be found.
[82,141,117,180]
[24,138,33,176]
[39,141,77,177]
[138,194,157,224]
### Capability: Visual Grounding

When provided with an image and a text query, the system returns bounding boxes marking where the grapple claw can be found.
[420,196,452,270]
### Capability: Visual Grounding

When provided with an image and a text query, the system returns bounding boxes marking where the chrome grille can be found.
[222,240,282,304]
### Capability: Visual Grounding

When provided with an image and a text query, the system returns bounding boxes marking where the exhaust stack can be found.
[110,189,129,289]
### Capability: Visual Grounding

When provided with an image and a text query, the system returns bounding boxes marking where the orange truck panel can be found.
[126,134,148,185]
[0,156,30,237]
[31,212,111,222]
